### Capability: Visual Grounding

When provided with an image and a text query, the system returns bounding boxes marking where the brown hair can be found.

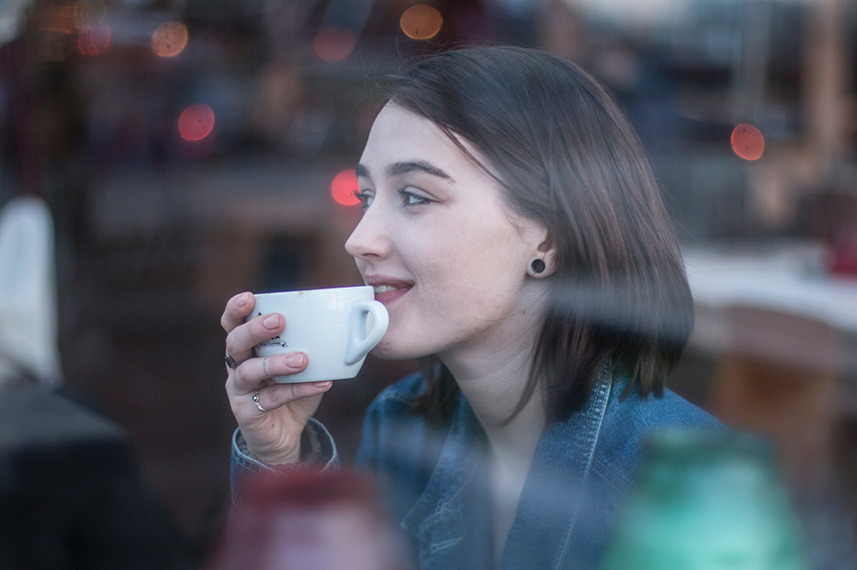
[384,46,693,424]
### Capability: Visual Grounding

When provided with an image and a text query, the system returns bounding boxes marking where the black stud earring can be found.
[530,258,546,275]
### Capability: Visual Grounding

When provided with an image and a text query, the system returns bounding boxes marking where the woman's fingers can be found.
[227,351,308,394]
[221,291,254,333]
[225,311,284,364]
[221,291,328,466]
[250,380,333,415]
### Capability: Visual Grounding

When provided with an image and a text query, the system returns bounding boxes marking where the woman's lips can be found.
[368,281,413,304]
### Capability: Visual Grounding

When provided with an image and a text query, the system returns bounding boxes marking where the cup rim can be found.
[254,285,373,299]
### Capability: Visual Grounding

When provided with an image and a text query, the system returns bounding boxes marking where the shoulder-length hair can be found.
[383,46,693,425]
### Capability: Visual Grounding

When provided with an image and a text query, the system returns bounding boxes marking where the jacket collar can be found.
[400,374,614,570]
[400,395,491,569]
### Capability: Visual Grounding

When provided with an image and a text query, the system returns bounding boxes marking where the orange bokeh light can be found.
[178,104,215,141]
[312,26,356,62]
[152,22,189,57]
[32,1,83,34]
[400,5,443,40]
[78,23,111,56]
[731,123,765,161]
[331,170,360,206]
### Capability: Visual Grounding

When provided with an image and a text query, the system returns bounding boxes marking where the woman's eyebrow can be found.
[387,161,454,182]
[355,164,371,179]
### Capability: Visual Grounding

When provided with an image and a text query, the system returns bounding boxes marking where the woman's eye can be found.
[354,191,374,209]
[398,188,431,207]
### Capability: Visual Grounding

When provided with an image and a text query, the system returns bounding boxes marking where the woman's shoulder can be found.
[589,378,725,490]
[602,374,723,430]
[621,386,722,429]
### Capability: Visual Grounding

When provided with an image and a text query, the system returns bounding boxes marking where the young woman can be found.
[222,46,721,570]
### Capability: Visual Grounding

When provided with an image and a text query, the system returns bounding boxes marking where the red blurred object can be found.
[178,104,215,142]
[77,23,111,56]
[312,27,355,62]
[830,226,857,277]
[731,123,765,161]
[207,467,410,570]
[331,169,360,206]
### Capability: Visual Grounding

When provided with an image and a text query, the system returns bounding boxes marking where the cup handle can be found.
[344,300,389,365]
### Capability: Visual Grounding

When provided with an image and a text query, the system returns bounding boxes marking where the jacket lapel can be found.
[399,374,613,570]
[400,398,493,570]
[501,378,612,570]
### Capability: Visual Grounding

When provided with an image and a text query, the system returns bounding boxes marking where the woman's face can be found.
[345,104,550,361]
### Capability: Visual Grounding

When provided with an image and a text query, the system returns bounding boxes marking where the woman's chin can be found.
[369,339,426,361]
[369,344,407,361]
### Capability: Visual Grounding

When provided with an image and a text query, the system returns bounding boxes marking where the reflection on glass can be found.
[209,468,409,570]
[602,430,808,570]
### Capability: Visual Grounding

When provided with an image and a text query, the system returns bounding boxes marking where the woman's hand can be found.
[222,292,332,466]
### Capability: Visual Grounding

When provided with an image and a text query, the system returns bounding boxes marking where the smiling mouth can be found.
[368,281,413,304]
[373,285,407,294]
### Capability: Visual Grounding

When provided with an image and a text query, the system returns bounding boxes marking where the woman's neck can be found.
[438,315,547,464]
[439,330,547,568]
[435,282,551,567]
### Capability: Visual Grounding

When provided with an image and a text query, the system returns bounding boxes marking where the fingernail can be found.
[313,381,331,389]
[263,314,279,329]
[286,353,304,367]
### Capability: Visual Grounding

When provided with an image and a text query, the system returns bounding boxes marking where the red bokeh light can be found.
[331,170,360,206]
[312,27,355,62]
[78,23,111,56]
[178,104,215,141]
[731,123,765,161]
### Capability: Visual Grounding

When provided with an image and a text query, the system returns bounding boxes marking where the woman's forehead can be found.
[364,105,451,156]
[359,104,494,182]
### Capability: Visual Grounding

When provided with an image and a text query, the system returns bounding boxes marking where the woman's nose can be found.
[344,206,391,261]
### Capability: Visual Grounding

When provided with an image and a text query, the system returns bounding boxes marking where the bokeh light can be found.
[312,27,356,62]
[32,1,82,34]
[731,123,765,161]
[331,170,360,206]
[152,22,189,58]
[70,1,90,29]
[178,104,215,141]
[400,5,443,40]
[77,23,111,56]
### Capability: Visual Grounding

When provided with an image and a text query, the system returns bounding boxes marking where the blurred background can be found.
[1,0,855,566]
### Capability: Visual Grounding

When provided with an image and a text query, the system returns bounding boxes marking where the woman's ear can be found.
[530,227,557,278]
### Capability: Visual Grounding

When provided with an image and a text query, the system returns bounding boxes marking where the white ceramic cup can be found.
[249,286,389,383]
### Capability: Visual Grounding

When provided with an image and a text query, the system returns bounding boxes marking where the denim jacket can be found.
[232,372,722,570]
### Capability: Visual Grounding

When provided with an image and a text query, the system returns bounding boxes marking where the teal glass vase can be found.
[601,429,808,570]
